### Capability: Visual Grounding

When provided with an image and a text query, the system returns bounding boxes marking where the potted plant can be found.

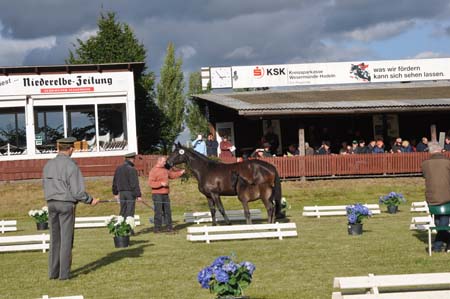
[346,204,372,235]
[379,192,406,214]
[198,255,255,299]
[105,215,136,248]
[28,206,49,230]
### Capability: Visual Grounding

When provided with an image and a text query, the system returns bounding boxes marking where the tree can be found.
[66,11,163,153]
[156,42,185,153]
[186,71,209,139]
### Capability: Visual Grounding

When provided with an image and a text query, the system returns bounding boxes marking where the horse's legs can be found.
[241,199,252,224]
[261,185,275,223]
[212,194,231,225]
[206,197,217,226]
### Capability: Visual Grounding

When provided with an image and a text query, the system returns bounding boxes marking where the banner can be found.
[0,72,132,97]
[230,58,450,89]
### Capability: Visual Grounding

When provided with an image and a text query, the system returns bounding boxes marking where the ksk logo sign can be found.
[253,66,264,79]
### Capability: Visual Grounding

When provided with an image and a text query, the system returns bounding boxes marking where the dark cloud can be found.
[2,0,450,73]
[324,0,450,34]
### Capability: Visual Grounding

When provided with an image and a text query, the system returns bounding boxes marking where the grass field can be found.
[0,176,448,299]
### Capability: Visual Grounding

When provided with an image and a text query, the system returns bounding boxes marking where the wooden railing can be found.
[0,152,446,181]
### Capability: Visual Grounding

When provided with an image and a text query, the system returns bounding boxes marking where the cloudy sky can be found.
[1,0,450,77]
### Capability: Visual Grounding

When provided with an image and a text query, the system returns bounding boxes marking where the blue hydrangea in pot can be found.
[198,255,255,299]
[346,204,372,235]
[379,192,406,214]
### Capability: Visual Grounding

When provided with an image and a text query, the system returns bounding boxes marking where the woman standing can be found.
[219,136,234,158]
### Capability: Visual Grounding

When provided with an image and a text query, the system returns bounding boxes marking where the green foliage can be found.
[186,71,209,139]
[157,42,185,153]
[66,11,163,153]
[106,215,136,237]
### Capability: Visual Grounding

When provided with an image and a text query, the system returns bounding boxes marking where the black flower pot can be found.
[348,223,363,235]
[218,296,249,299]
[387,205,398,214]
[113,236,130,248]
[36,222,48,230]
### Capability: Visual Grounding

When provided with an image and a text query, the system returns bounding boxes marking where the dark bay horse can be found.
[166,143,283,225]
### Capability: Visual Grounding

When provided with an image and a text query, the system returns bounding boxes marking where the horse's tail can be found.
[273,170,284,219]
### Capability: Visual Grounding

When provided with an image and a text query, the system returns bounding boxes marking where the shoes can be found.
[153,228,162,234]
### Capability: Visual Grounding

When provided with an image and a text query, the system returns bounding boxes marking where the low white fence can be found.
[0,234,49,253]
[187,222,297,244]
[0,220,17,233]
[303,204,380,218]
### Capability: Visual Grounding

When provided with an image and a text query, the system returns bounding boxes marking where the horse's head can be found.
[166,142,189,168]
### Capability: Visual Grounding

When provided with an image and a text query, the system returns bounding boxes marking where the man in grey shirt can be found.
[43,137,99,280]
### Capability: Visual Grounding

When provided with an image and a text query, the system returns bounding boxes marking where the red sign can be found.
[40,87,95,93]
[253,67,264,78]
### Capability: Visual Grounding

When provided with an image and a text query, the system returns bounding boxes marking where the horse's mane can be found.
[179,145,220,165]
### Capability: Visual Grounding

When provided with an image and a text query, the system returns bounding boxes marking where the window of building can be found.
[0,107,26,155]
[98,104,128,152]
[66,105,96,152]
[34,106,63,154]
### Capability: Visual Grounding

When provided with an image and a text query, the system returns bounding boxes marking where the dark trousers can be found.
[433,215,450,250]
[47,200,76,280]
[152,194,172,230]
[119,191,136,218]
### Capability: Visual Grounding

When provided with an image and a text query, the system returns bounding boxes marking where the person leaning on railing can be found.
[421,142,450,253]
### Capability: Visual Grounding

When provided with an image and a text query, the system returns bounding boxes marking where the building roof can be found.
[194,81,450,115]
[0,62,145,76]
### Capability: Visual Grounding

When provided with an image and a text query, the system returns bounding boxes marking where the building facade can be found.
[0,63,143,161]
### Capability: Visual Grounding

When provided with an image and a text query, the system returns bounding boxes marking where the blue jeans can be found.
[152,194,172,230]
[433,215,450,251]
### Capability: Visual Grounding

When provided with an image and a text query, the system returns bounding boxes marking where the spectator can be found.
[219,136,234,158]
[391,137,402,153]
[192,134,207,156]
[444,136,450,152]
[304,142,315,156]
[285,144,299,156]
[205,133,218,157]
[316,141,331,155]
[367,140,376,153]
[416,137,429,152]
[355,140,369,154]
[401,140,413,153]
[339,141,348,155]
[351,140,358,153]
[263,126,280,155]
[421,142,450,252]
[373,139,385,154]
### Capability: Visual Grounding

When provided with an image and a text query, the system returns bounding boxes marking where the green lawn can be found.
[0,177,447,299]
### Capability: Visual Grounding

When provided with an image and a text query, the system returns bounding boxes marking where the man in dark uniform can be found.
[112,152,142,219]
[43,137,99,280]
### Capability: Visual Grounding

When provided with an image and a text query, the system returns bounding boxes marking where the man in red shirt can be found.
[148,156,185,233]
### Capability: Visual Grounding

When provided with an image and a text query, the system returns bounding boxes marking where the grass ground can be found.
[0,176,447,299]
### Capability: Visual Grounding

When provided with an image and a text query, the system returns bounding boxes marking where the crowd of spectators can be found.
[192,131,450,159]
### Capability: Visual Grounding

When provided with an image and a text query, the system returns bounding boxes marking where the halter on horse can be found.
[166,143,283,225]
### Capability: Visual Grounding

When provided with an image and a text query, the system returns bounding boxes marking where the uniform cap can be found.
[57,137,77,144]
[125,152,137,158]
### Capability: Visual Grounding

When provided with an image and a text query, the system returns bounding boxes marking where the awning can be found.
[194,81,450,116]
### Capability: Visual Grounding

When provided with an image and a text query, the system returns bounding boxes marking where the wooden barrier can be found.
[187,222,297,243]
[184,209,263,224]
[0,220,17,233]
[332,272,450,298]
[411,201,429,213]
[0,234,49,253]
[75,215,141,228]
[303,204,380,218]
